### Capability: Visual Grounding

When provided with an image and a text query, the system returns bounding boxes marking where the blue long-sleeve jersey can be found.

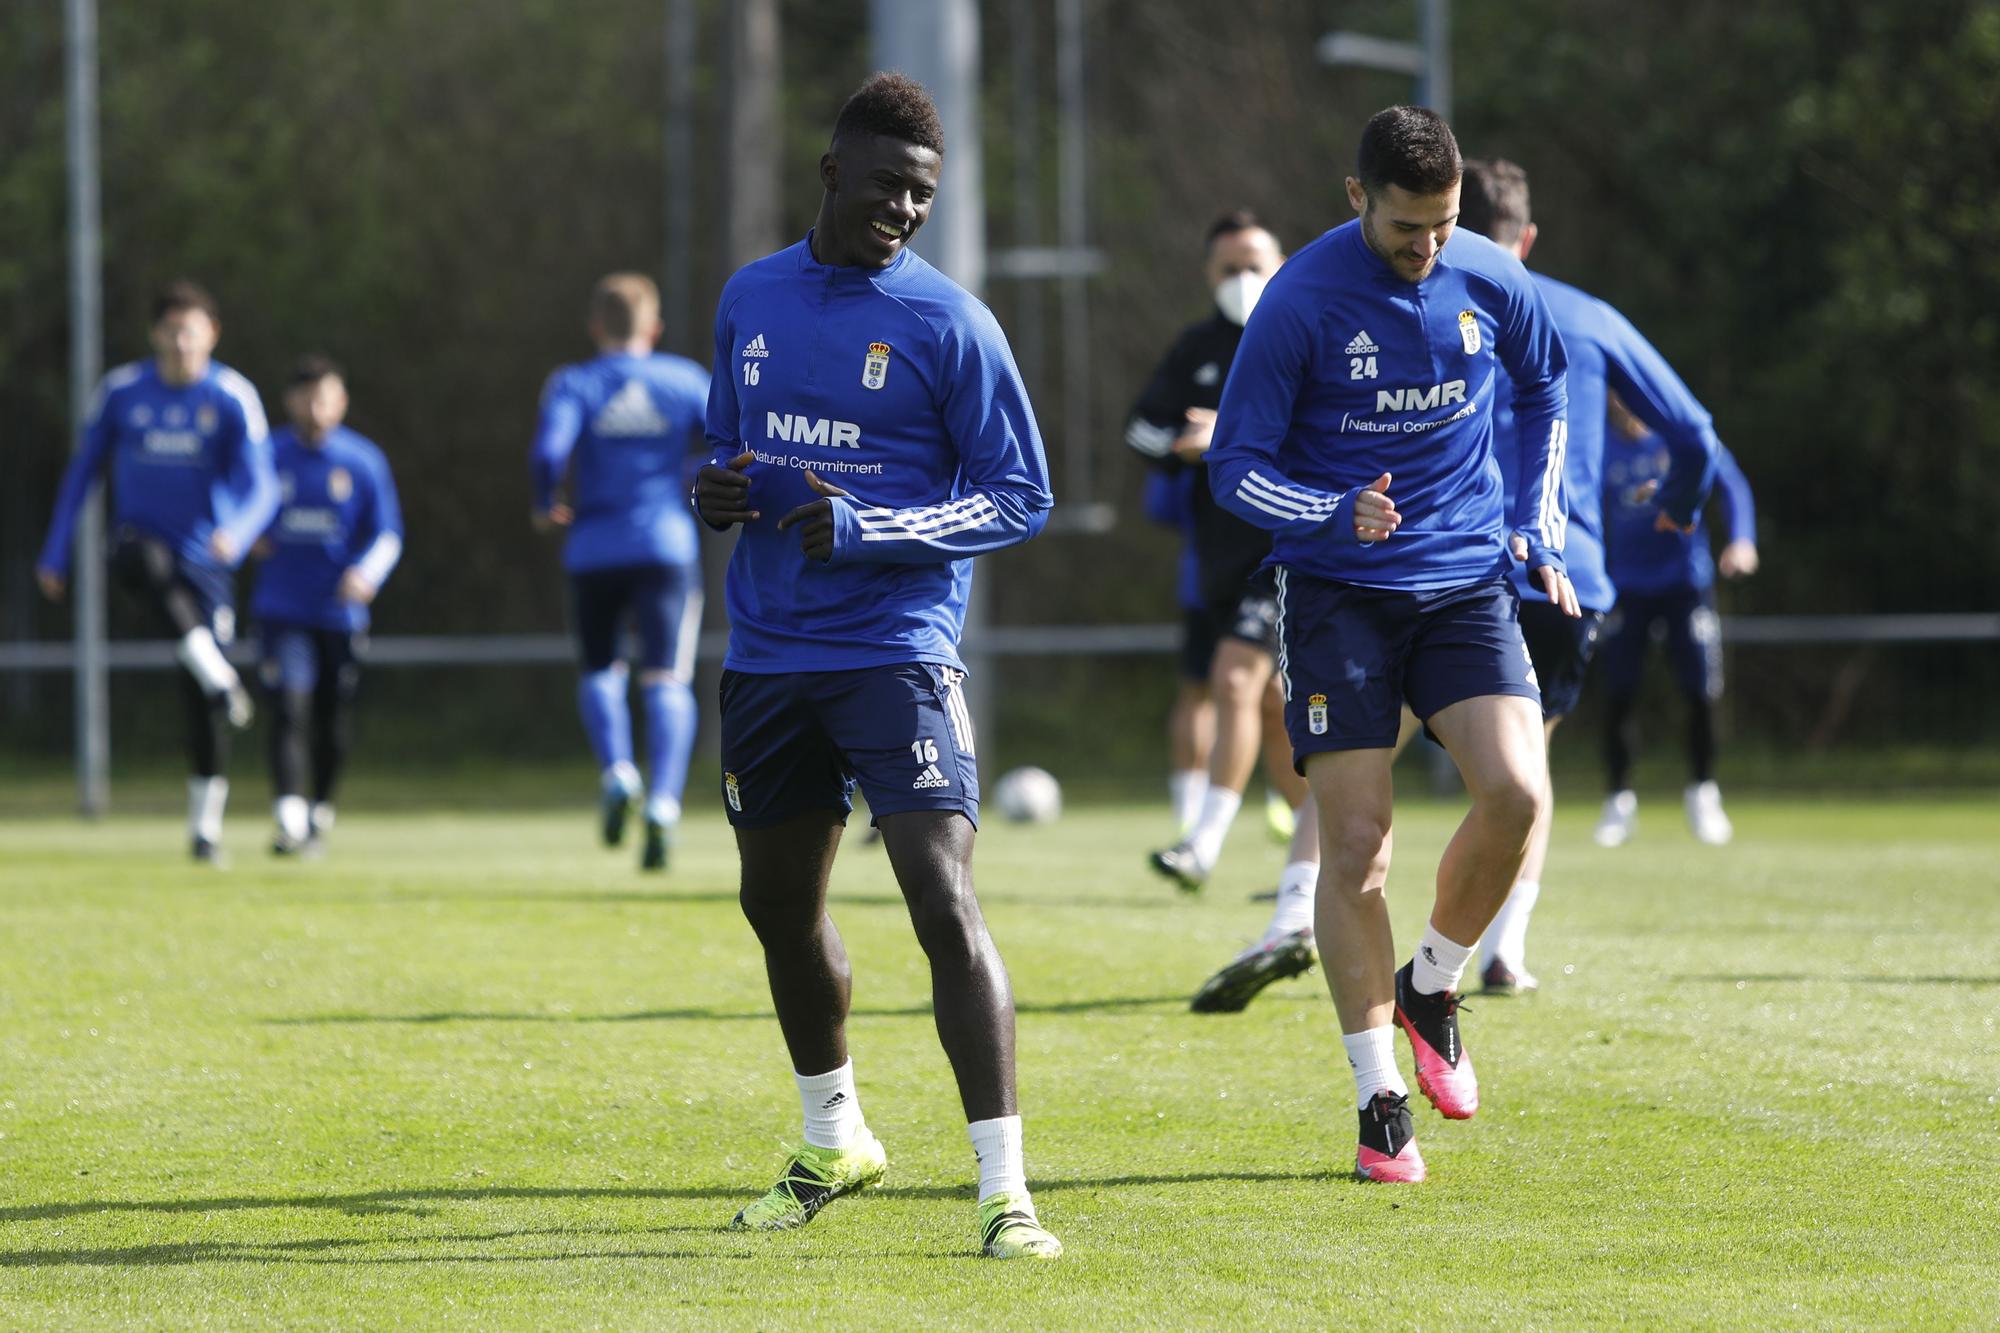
[1494,272,1720,612]
[1206,221,1569,591]
[705,235,1053,673]
[38,359,275,578]
[251,426,403,632]
[1606,437,1755,595]
[531,350,711,574]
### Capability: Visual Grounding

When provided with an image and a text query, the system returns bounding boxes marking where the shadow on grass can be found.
[260,993,1189,1026]
[1675,973,2000,987]
[0,1169,1322,1230]
[369,889,1183,913]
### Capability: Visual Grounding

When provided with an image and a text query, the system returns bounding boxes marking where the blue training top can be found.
[1206,221,1569,591]
[1605,436,1755,595]
[1493,271,1719,613]
[531,350,712,573]
[39,359,276,578]
[251,425,404,632]
[704,234,1053,674]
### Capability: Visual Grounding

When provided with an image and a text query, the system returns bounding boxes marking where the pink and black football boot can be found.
[1394,960,1479,1119]
[1354,1090,1426,1183]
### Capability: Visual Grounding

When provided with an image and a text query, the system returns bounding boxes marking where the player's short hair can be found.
[1355,106,1462,198]
[832,72,944,154]
[287,353,344,389]
[152,280,220,325]
[590,272,660,341]
[1458,159,1532,244]
[1205,209,1277,251]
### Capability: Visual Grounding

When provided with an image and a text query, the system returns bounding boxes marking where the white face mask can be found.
[1214,270,1268,326]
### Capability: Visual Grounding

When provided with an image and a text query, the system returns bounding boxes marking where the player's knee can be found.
[1324,806,1392,866]
[738,882,809,944]
[1476,770,1544,837]
[907,882,983,958]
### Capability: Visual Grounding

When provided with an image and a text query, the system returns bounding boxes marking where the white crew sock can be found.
[644,793,682,826]
[274,795,310,843]
[187,776,228,842]
[603,760,641,796]
[1410,921,1474,996]
[1487,878,1541,972]
[1343,1026,1407,1109]
[795,1062,865,1150]
[968,1114,1027,1203]
[1264,860,1319,939]
[310,802,336,835]
[1184,785,1243,869]
[1169,769,1208,833]
[174,626,239,697]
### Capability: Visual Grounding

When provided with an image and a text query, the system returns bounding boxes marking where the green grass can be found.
[1,793,1995,1328]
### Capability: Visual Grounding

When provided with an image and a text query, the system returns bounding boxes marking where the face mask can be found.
[1214,271,1268,326]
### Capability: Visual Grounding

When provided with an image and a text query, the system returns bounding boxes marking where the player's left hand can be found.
[1511,533,1581,618]
[1654,510,1696,535]
[531,503,573,533]
[1718,539,1760,578]
[1172,407,1217,461]
[777,470,852,562]
[337,568,379,605]
[208,530,240,564]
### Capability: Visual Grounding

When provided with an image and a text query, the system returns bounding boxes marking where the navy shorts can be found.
[111,527,236,643]
[1596,585,1723,702]
[1210,567,1281,658]
[1176,606,1219,682]
[719,663,980,829]
[259,623,364,695]
[1275,569,1541,767]
[571,563,702,678]
[1518,600,1606,720]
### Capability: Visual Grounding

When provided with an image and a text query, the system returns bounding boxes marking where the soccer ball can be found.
[993,766,1062,824]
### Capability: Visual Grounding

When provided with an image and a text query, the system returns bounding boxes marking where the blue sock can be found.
[578,668,634,777]
[641,675,697,824]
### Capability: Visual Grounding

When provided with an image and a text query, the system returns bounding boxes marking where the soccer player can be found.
[531,274,710,870]
[1206,107,1573,1184]
[36,281,275,862]
[1141,467,1218,832]
[1596,400,1758,847]
[693,73,1061,1259]
[250,356,403,856]
[1455,160,1720,994]
[1130,214,1317,914]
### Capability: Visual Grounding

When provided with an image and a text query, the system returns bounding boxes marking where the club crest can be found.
[1458,310,1481,355]
[1308,692,1329,736]
[862,341,891,390]
[328,466,353,503]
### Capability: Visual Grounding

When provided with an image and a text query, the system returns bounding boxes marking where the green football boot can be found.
[728,1132,887,1232]
[979,1190,1062,1259]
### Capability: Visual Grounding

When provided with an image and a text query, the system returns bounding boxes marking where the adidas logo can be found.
[592,380,669,437]
[1421,945,1437,965]
[821,1092,848,1110]
[1346,330,1380,355]
[741,333,770,358]
[912,764,950,790]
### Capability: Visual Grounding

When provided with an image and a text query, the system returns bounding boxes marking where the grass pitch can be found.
[1,791,1995,1328]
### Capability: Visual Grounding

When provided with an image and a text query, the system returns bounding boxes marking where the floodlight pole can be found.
[66,0,109,817]
[870,0,996,746]
[663,0,696,353]
[1317,0,1451,120]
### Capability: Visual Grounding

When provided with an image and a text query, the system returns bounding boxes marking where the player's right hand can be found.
[695,450,760,529]
[1172,407,1217,461]
[1353,472,1399,542]
[35,567,65,602]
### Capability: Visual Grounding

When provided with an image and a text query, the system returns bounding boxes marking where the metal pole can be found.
[663,0,696,353]
[723,0,783,270]
[1008,0,1044,400]
[66,0,109,817]
[1055,0,1091,518]
[870,0,994,745]
[1421,0,1452,120]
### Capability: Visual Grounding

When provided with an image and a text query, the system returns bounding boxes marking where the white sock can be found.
[1343,1026,1407,1109]
[1494,879,1541,972]
[274,795,310,842]
[1184,785,1243,869]
[1410,921,1474,996]
[310,802,336,835]
[795,1062,865,1150]
[187,776,228,842]
[644,793,681,826]
[968,1114,1027,1203]
[175,627,238,697]
[1169,769,1207,832]
[1264,860,1319,939]
[604,760,641,795]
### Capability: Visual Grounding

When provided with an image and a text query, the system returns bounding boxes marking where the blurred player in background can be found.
[1597,396,1759,847]
[694,74,1061,1259]
[1141,467,1217,832]
[1207,107,1574,1183]
[1456,160,1719,994]
[1130,213,1316,913]
[35,281,275,863]
[531,273,710,871]
[250,356,402,856]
